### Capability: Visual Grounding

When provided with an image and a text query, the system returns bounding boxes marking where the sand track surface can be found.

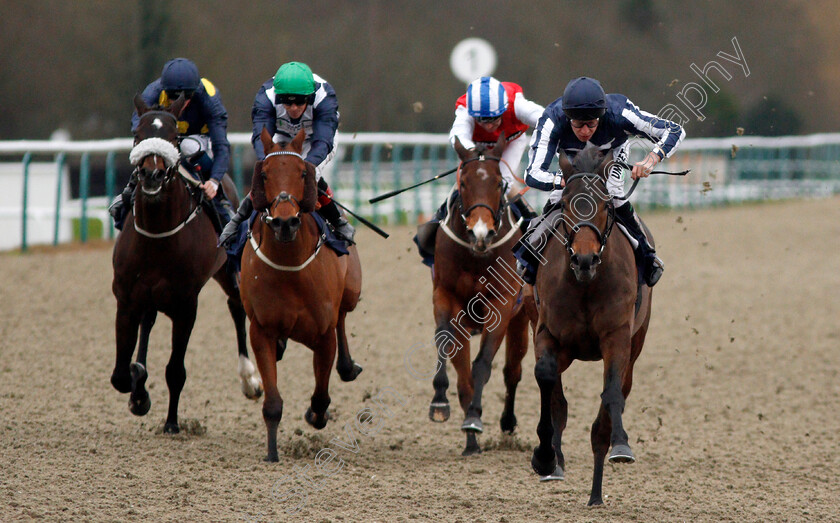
[1,198,839,522]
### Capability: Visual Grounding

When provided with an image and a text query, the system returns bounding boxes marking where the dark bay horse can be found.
[528,149,653,505]
[428,134,536,456]
[241,128,363,462]
[110,94,262,434]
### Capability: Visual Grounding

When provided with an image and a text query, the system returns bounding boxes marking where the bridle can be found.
[557,173,615,259]
[250,149,325,272]
[130,113,203,239]
[456,154,506,227]
[259,150,307,227]
[440,153,523,250]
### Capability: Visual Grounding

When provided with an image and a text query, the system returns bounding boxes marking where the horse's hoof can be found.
[461,445,482,457]
[538,465,565,482]
[338,362,363,382]
[461,417,484,433]
[241,378,263,400]
[304,407,329,430]
[587,497,604,507]
[163,422,180,434]
[128,395,151,416]
[531,447,557,477]
[609,444,635,463]
[110,371,132,394]
[263,453,279,463]
[499,412,517,434]
[428,402,450,423]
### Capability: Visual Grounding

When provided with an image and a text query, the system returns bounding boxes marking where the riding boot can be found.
[614,201,664,286]
[319,199,356,243]
[219,195,253,249]
[108,178,137,229]
[508,193,537,233]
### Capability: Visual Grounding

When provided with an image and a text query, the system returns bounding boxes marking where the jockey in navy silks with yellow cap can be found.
[110,58,233,230]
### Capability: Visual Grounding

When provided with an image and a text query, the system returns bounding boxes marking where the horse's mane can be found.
[571,147,607,175]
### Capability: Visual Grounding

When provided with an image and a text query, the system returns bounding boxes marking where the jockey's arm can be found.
[306,94,339,167]
[448,105,476,150]
[524,113,564,192]
[620,97,686,179]
[251,86,277,161]
[512,92,545,128]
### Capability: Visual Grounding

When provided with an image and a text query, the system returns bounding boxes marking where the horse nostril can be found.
[593,254,601,265]
[467,230,476,242]
[571,254,580,265]
[289,216,301,228]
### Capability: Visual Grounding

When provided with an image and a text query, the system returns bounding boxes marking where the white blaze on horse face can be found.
[472,216,490,243]
[477,166,490,181]
[152,118,163,130]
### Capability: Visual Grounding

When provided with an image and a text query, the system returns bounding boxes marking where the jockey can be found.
[516,76,686,287]
[414,76,544,262]
[219,61,353,247]
[109,58,232,230]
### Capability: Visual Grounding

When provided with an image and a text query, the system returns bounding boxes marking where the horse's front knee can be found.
[534,354,557,387]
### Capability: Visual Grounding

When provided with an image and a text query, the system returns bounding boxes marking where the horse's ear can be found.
[169,93,188,118]
[250,160,269,211]
[299,161,317,213]
[290,129,306,153]
[134,93,149,116]
[493,131,507,157]
[453,137,471,161]
[558,149,574,176]
[596,150,614,178]
[260,126,274,153]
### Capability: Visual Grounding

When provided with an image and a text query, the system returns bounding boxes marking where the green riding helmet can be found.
[273,62,316,105]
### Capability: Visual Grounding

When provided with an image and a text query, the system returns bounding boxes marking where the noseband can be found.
[559,173,615,257]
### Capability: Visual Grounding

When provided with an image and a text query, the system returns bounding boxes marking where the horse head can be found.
[130,93,186,198]
[258,127,317,243]
[453,133,507,255]
[559,147,615,283]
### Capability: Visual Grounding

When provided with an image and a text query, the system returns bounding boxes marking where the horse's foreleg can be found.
[249,322,282,462]
[500,308,530,434]
[129,310,156,416]
[216,270,262,400]
[163,304,197,434]
[112,305,141,394]
[460,322,508,455]
[305,331,338,430]
[335,311,362,382]
[429,291,461,423]
[531,326,562,477]
[588,329,634,506]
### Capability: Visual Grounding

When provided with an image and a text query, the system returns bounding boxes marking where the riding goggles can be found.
[165,89,195,101]
[276,93,313,106]
[475,115,502,124]
[570,120,599,129]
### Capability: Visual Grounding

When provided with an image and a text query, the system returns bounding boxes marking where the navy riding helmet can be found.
[161,58,201,93]
[562,77,607,121]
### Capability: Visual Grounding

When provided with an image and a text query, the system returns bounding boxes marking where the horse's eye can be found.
[301,170,306,178]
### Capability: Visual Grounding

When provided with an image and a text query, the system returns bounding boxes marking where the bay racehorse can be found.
[528,148,653,505]
[110,94,262,434]
[428,133,536,456]
[241,128,363,462]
